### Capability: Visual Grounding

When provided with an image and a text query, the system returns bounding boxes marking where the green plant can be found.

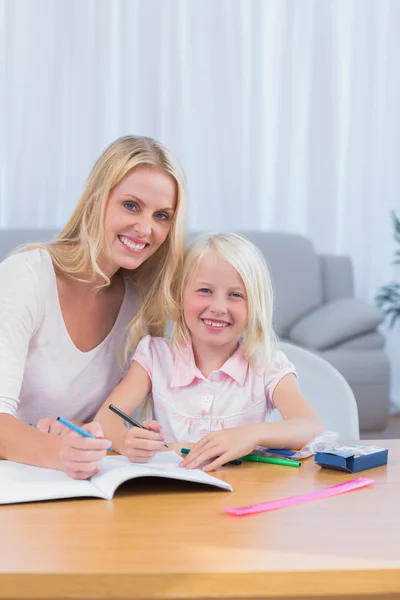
[376,211,400,328]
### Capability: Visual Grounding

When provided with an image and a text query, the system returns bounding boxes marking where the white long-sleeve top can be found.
[0,248,139,424]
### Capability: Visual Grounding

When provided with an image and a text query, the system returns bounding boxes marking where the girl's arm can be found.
[181,374,323,472]
[95,360,165,461]
[252,373,324,449]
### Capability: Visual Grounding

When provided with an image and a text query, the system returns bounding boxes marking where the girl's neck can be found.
[191,338,240,378]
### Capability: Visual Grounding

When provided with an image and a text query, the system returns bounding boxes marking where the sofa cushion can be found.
[318,349,390,431]
[289,298,384,350]
[337,330,385,350]
[188,231,323,336]
[320,348,390,385]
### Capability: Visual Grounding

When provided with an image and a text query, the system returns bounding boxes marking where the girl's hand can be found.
[35,417,69,435]
[180,425,260,472]
[122,420,165,463]
[58,421,111,480]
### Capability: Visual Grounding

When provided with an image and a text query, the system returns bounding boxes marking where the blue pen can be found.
[265,448,297,457]
[57,417,114,452]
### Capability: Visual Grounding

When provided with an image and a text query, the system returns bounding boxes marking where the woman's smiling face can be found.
[103,166,177,274]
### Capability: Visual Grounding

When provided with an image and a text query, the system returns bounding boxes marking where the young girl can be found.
[96,233,323,472]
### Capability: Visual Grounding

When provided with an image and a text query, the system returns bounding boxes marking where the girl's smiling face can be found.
[183,250,248,353]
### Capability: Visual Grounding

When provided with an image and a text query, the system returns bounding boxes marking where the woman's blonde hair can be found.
[170,232,276,373]
[23,135,187,351]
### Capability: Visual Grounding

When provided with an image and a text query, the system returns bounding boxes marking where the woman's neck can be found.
[191,338,240,378]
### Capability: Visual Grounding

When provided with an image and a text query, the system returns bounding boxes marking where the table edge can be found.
[1,569,400,599]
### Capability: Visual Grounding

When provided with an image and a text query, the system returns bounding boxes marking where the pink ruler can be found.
[223,477,375,516]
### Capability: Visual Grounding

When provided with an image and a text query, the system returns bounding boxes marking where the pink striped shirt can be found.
[133,335,296,443]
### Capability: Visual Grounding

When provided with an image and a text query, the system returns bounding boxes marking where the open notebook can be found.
[0,451,232,505]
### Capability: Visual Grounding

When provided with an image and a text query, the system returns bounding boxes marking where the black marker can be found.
[108,404,168,447]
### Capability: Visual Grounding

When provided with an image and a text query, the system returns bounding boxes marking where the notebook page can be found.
[91,451,232,498]
[0,461,102,504]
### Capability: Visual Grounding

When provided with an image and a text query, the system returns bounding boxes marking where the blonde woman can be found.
[96,233,323,471]
[0,135,187,479]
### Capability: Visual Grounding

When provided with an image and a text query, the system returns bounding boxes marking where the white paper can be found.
[0,461,102,504]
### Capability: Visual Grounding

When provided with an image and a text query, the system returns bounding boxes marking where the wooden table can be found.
[0,440,399,600]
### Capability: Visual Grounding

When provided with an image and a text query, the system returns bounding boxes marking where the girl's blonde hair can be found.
[22,135,187,351]
[170,232,276,373]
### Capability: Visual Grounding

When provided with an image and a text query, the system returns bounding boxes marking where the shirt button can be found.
[204,395,213,402]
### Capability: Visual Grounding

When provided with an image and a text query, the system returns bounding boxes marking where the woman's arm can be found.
[0,414,110,478]
[0,254,55,465]
[0,414,63,467]
[0,254,110,477]
[95,360,165,460]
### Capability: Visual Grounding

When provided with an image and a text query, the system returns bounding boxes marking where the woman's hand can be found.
[35,417,69,435]
[58,421,111,480]
[180,425,260,472]
[122,420,165,463]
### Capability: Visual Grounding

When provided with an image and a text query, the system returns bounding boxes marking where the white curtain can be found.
[1,0,400,406]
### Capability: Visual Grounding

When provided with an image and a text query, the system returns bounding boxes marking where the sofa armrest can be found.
[320,254,354,302]
[288,298,384,351]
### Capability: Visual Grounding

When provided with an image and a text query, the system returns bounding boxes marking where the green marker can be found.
[242,454,301,467]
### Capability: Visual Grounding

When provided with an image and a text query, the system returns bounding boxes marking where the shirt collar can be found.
[171,341,248,388]
[219,344,248,387]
